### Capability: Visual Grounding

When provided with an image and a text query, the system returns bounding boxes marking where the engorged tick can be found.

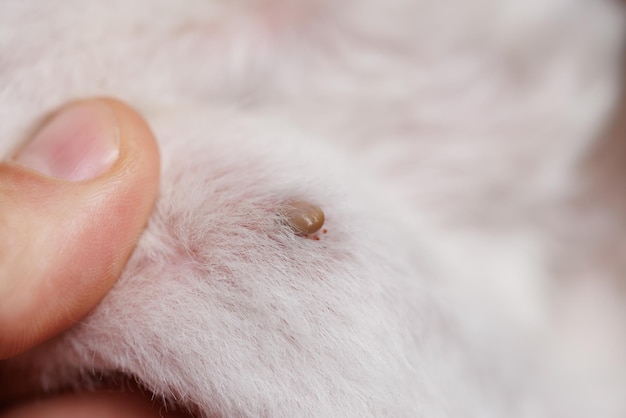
[282,200,325,236]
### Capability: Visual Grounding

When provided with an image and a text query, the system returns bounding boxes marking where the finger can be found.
[0,390,189,418]
[0,98,160,359]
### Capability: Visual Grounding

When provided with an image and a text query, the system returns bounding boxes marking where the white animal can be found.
[1,0,625,416]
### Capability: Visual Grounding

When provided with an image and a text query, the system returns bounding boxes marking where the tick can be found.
[282,200,325,235]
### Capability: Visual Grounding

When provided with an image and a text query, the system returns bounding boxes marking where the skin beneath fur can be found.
[1,0,626,416]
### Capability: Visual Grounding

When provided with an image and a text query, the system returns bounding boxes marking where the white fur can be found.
[1,0,625,416]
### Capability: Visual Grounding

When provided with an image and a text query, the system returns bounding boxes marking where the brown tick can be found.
[282,200,325,235]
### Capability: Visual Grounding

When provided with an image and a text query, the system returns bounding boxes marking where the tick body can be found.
[283,200,325,235]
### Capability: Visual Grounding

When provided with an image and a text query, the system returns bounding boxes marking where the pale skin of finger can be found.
[0,390,190,418]
[0,98,160,359]
[0,99,193,417]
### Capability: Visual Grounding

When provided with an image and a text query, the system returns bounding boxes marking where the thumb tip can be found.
[0,98,159,359]
[13,100,120,182]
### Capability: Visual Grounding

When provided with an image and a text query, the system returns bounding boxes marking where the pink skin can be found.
[0,99,171,417]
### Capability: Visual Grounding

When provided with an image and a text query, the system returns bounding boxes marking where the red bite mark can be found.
[312,235,320,240]
[322,229,328,234]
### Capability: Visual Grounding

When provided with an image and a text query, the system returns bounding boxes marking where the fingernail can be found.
[14,101,120,181]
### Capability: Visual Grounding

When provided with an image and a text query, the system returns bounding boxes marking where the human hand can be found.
[0,99,183,417]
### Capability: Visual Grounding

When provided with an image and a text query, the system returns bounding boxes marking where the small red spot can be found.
[322,229,328,234]
[313,235,320,240]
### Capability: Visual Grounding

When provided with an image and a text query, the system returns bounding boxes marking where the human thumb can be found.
[0,98,159,359]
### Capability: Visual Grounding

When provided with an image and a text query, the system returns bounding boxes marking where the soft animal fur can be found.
[1,0,626,416]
